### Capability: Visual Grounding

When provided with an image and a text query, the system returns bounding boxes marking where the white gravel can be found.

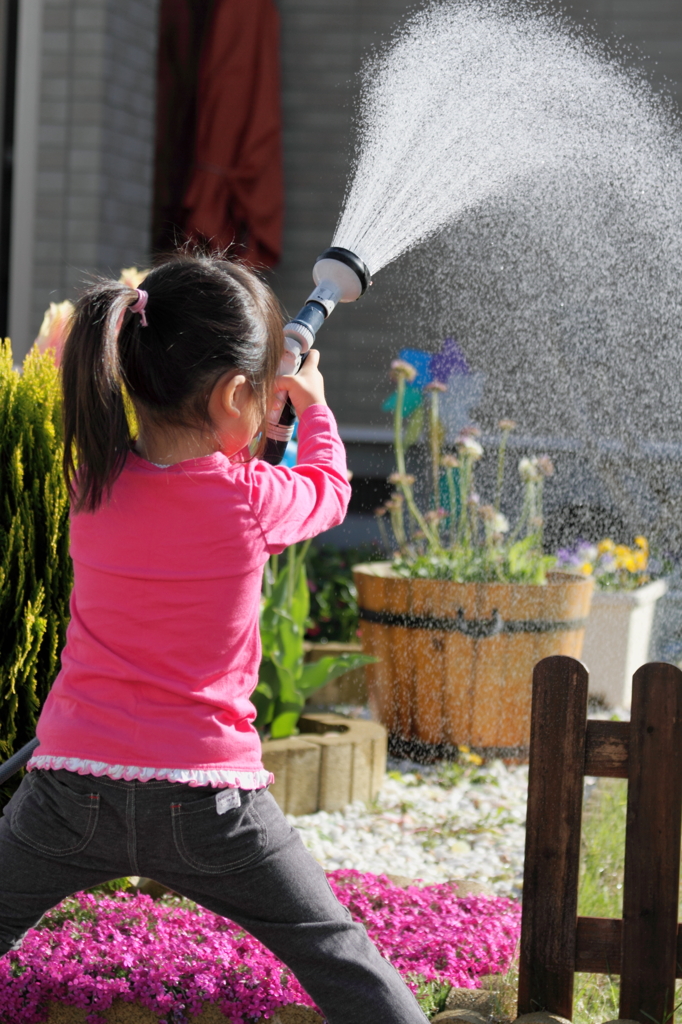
[288,757,528,898]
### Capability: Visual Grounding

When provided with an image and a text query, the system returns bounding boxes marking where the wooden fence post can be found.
[620,662,682,1024]
[517,655,588,1018]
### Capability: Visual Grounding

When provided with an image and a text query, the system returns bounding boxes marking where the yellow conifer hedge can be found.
[0,341,71,805]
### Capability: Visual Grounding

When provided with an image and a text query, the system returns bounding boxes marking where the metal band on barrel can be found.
[358,606,587,639]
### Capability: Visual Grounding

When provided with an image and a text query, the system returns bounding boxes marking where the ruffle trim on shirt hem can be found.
[26,754,274,789]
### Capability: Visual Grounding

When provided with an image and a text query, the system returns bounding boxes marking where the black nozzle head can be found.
[315,247,371,296]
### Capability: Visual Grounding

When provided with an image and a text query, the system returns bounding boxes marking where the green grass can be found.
[573,777,682,1024]
[578,777,627,920]
[573,777,627,1022]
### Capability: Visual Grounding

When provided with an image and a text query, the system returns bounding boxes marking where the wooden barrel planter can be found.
[353,562,593,759]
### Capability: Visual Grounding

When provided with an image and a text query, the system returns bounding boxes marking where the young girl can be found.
[0,255,428,1024]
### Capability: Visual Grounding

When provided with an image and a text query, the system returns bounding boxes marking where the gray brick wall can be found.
[27,0,159,355]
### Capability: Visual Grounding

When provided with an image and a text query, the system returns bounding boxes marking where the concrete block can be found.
[37,170,66,194]
[43,7,70,31]
[41,99,69,123]
[351,736,373,803]
[39,124,67,145]
[68,172,100,195]
[259,740,290,812]
[303,714,387,805]
[66,194,99,218]
[307,732,353,811]
[45,996,271,1022]
[513,1015,571,1024]
[70,100,103,124]
[73,54,107,77]
[42,78,68,100]
[73,8,107,32]
[263,1007,323,1024]
[433,1013,488,1024]
[43,30,69,54]
[68,148,99,172]
[69,125,102,148]
[66,241,100,263]
[73,31,106,54]
[445,989,500,1014]
[262,714,387,816]
[260,735,321,815]
[42,55,70,77]
[283,741,321,815]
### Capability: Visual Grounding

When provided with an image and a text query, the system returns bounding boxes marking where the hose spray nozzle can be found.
[263,247,371,465]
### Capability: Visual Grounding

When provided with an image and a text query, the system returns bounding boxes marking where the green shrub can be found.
[305,544,384,643]
[0,341,71,805]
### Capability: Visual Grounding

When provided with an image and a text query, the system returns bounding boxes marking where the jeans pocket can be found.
[171,790,267,874]
[10,771,100,857]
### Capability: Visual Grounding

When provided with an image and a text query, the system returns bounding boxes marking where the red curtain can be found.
[182,0,284,267]
[153,0,215,254]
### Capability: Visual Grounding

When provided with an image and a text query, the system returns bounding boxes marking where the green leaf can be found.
[257,659,280,699]
[298,653,378,697]
[251,681,275,734]
[270,704,304,739]
[289,558,310,632]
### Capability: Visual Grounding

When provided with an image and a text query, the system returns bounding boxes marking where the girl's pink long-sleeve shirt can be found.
[31,405,351,785]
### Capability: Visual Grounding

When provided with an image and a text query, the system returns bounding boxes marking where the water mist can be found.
[331,0,682,548]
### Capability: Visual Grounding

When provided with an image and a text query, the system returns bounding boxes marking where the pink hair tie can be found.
[130,289,148,327]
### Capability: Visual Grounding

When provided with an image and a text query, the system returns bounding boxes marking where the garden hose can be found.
[263,247,370,465]
[0,736,40,786]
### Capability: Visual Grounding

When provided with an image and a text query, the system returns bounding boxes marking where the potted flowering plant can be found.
[556,536,667,709]
[353,357,593,757]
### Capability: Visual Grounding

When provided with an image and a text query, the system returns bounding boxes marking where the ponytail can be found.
[62,283,140,513]
[61,252,284,514]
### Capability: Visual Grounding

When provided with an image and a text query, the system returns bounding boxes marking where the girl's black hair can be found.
[61,252,284,512]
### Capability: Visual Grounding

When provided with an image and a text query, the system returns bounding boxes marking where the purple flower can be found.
[429,338,470,383]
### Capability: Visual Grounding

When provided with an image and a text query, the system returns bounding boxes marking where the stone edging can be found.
[46,1000,322,1023]
[261,712,387,816]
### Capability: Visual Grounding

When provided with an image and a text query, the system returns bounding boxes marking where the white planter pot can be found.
[581,578,669,710]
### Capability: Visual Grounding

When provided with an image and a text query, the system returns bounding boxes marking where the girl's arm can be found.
[238,353,350,551]
[242,401,351,553]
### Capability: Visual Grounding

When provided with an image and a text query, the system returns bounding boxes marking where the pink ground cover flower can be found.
[0,873,520,1024]
[329,871,519,987]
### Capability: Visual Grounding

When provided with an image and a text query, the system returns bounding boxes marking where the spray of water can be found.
[333,0,682,558]
[333,0,680,277]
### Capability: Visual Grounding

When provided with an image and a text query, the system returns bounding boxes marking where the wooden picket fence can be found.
[518,656,682,1024]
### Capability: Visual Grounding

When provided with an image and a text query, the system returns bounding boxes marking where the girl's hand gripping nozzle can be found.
[263,247,371,465]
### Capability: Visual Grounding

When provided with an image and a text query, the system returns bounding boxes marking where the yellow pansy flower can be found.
[634,535,648,550]
[597,539,616,554]
[580,562,594,575]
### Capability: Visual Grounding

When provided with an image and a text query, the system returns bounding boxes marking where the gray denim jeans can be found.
[0,769,428,1024]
